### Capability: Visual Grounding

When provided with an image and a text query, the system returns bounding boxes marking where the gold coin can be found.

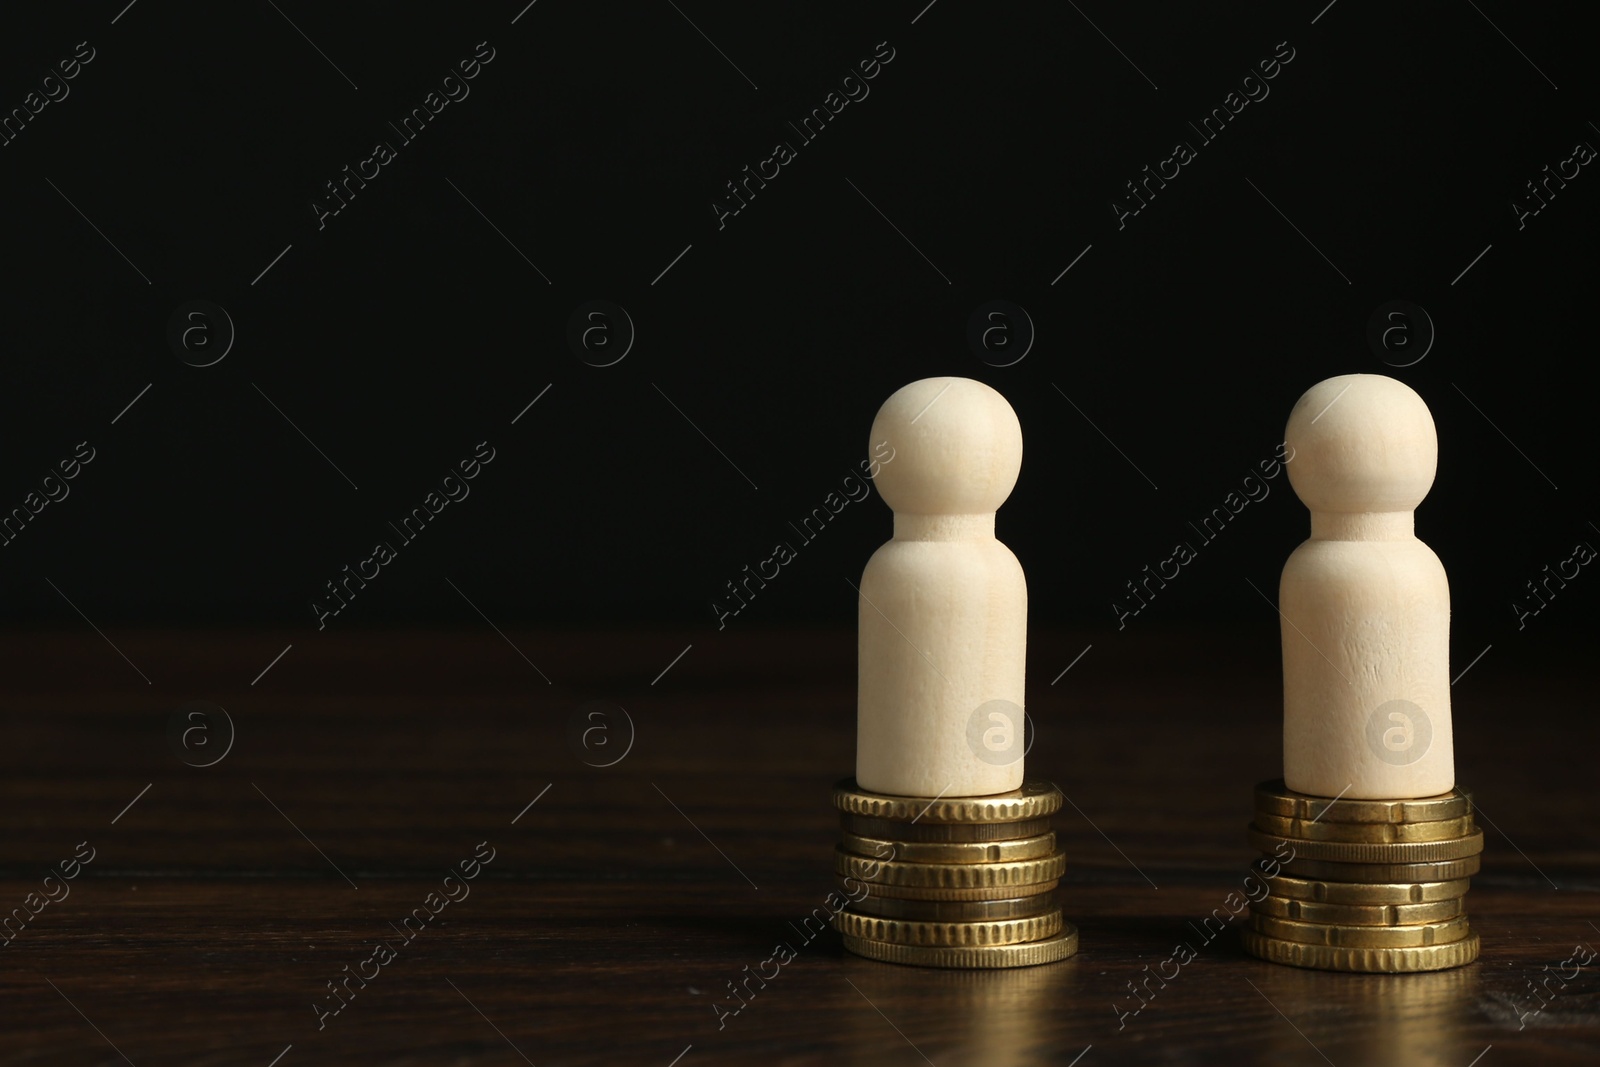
[1248,827,1483,863]
[833,908,1062,946]
[837,848,1065,889]
[1267,854,1481,882]
[1251,913,1471,948]
[846,877,1061,901]
[832,779,1062,823]
[1259,872,1471,906]
[848,892,1058,922]
[1241,927,1479,973]
[842,923,1079,968]
[840,830,1056,865]
[1251,893,1464,926]
[842,813,1055,843]
[1253,812,1476,844]
[1254,779,1472,823]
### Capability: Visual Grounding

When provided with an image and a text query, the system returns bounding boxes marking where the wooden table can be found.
[2,629,1595,1065]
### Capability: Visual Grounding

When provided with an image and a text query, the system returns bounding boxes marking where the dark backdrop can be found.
[0,1,1592,664]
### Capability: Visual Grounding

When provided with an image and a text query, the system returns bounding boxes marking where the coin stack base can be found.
[1244,779,1481,973]
[831,779,1079,968]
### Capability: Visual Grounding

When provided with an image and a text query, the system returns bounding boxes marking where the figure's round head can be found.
[1285,374,1438,513]
[868,377,1022,514]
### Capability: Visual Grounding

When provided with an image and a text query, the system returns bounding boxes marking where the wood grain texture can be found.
[1,628,1596,1065]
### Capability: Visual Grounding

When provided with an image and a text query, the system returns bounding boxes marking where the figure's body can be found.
[1280,374,1454,799]
[856,378,1027,797]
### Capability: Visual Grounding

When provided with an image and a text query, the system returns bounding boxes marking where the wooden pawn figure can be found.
[1281,373,1454,799]
[856,377,1027,798]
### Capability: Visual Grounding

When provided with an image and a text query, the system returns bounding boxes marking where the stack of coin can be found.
[1242,779,1482,973]
[830,779,1079,968]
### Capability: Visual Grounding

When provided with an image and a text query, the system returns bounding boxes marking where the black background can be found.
[1,0,1592,666]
